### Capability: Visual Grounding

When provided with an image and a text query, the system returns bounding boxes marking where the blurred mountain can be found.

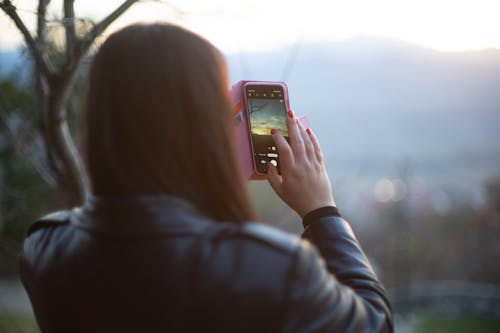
[1,38,499,217]
[227,38,500,215]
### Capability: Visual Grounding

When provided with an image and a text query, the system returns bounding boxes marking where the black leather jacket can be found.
[20,195,393,332]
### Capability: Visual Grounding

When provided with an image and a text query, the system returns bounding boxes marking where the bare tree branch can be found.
[78,0,139,58]
[1,0,143,204]
[63,0,76,65]
[0,0,53,78]
[35,0,57,188]
[37,0,50,46]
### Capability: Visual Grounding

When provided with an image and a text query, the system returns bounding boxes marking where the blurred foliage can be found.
[356,178,500,289]
[0,27,88,274]
[0,79,32,112]
[0,76,60,275]
[0,151,54,274]
[414,314,500,333]
[0,312,39,333]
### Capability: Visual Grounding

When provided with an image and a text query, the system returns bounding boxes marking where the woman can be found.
[20,23,393,332]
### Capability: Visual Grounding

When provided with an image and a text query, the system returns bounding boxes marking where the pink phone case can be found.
[231,80,309,180]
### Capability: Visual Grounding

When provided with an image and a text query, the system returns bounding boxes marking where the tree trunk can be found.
[1,0,140,207]
[43,72,88,207]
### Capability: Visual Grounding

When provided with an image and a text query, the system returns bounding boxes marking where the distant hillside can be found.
[1,39,500,217]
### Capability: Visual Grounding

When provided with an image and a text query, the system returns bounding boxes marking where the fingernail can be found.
[287,110,294,119]
[306,128,312,135]
[271,129,277,135]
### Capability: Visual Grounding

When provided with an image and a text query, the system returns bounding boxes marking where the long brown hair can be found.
[84,23,255,222]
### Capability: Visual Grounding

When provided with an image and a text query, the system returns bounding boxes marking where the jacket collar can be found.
[72,194,212,236]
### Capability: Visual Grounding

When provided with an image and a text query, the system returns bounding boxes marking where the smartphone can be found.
[243,82,289,175]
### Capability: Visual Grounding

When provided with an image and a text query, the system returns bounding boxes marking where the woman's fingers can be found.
[306,127,324,163]
[296,118,316,162]
[286,110,306,158]
[267,110,335,217]
[266,162,283,197]
[271,129,294,171]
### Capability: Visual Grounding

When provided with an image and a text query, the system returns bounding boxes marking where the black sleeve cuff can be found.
[302,206,341,229]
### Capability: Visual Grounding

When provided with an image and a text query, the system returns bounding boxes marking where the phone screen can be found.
[245,84,288,174]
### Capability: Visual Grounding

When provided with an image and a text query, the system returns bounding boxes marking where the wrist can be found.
[297,198,336,218]
[302,205,341,228]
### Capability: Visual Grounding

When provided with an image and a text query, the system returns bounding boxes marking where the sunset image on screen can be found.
[248,98,288,136]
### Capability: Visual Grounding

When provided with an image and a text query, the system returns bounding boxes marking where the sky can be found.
[1,0,500,53]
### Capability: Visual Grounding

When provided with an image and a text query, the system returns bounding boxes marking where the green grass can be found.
[0,312,39,333]
[2,310,500,333]
[415,314,500,333]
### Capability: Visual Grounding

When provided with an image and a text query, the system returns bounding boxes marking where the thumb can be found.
[267,163,283,197]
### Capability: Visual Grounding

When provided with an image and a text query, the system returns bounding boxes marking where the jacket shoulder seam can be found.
[213,223,301,254]
[27,210,72,236]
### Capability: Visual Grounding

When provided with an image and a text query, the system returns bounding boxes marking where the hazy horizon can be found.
[1,36,499,220]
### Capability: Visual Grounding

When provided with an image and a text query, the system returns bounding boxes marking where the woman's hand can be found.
[267,110,336,218]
